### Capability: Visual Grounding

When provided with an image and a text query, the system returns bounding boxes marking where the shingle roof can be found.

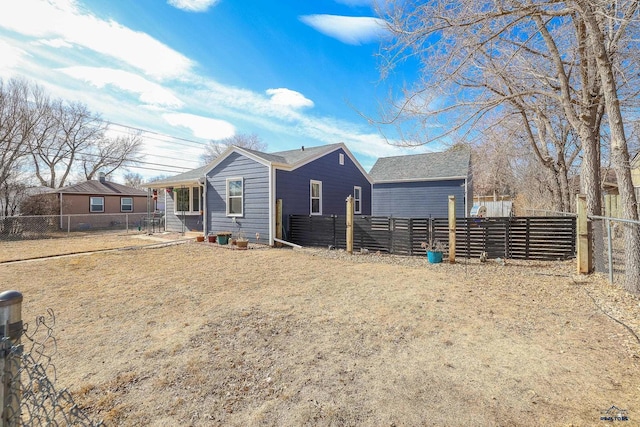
[369,149,471,182]
[242,143,343,166]
[54,180,147,196]
[145,164,209,187]
[146,143,347,187]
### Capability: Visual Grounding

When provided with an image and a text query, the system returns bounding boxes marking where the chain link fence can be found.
[0,213,163,241]
[591,215,640,285]
[1,291,103,426]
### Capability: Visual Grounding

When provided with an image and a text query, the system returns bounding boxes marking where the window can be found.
[174,186,202,214]
[175,188,190,212]
[90,197,104,213]
[310,180,322,215]
[121,197,133,212]
[226,178,243,216]
[192,186,202,212]
[353,186,361,214]
[339,153,345,165]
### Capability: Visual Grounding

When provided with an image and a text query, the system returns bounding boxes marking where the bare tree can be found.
[122,172,145,189]
[29,100,104,188]
[82,132,143,180]
[201,133,267,164]
[377,0,640,291]
[0,78,36,196]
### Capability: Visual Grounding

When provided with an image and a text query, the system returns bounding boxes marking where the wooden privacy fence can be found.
[288,215,576,261]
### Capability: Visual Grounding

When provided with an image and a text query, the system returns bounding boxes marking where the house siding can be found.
[60,194,148,215]
[164,190,203,233]
[372,179,467,218]
[276,148,371,236]
[206,152,270,242]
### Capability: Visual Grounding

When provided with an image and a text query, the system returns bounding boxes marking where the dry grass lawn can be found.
[1,235,639,426]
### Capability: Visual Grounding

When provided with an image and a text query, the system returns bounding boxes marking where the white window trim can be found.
[310,180,322,215]
[353,186,362,214]
[339,153,345,165]
[121,197,133,212]
[90,196,104,213]
[174,186,202,215]
[226,177,244,217]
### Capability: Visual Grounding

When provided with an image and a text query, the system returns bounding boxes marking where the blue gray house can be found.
[369,149,472,218]
[148,143,372,245]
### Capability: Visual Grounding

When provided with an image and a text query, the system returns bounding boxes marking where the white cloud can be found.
[35,38,74,49]
[299,15,388,45]
[60,67,184,108]
[0,40,27,75]
[0,0,193,79]
[0,1,410,175]
[162,113,235,140]
[167,0,220,12]
[266,88,314,109]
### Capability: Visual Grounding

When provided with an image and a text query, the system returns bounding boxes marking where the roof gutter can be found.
[373,175,468,184]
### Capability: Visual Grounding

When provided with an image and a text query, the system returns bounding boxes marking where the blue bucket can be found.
[427,250,443,264]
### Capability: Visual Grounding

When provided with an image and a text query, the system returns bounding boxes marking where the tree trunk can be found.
[578,1,640,293]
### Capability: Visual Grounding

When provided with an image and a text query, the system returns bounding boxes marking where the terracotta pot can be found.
[236,240,248,249]
[196,236,205,242]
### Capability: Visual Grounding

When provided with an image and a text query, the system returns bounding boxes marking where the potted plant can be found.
[236,232,249,250]
[216,231,232,245]
[207,233,216,243]
[196,235,205,242]
[422,238,445,264]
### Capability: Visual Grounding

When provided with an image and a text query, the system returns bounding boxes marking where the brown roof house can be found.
[52,173,149,231]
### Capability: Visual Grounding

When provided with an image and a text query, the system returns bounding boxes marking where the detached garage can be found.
[369,149,472,218]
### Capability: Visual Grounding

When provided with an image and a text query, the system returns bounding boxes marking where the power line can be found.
[104,120,211,148]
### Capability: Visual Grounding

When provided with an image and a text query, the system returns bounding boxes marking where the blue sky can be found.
[0,0,421,180]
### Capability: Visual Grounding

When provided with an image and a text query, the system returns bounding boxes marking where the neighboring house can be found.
[50,173,149,229]
[369,149,472,218]
[147,143,372,244]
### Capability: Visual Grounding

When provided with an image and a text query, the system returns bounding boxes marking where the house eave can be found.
[146,179,201,188]
[373,175,468,184]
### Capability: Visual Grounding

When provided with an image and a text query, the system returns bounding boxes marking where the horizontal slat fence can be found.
[289,215,576,260]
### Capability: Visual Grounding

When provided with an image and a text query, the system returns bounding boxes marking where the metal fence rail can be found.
[0,291,103,426]
[0,213,162,241]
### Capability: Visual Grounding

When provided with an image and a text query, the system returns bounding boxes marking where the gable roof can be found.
[226,143,345,168]
[147,143,372,186]
[369,149,471,183]
[54,180,147,196]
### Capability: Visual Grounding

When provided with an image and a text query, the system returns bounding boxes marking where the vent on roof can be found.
[98,172,106,183]
[301,146,305,151]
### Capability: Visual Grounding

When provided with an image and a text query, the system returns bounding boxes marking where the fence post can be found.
[275,199,283,247]
[577,194,592,274]
[346,196,353,254]
[67,215,70,235]
[448,196,456,264]
[0,291,22,427]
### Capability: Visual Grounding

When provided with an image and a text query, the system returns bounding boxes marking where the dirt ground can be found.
[1,235,639,426]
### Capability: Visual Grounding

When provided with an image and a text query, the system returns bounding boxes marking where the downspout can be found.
[464,177,468,217]
[269,164,274,246]
[199,177,206,236]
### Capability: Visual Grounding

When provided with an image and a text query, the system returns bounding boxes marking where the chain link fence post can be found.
[0,291,22,427]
